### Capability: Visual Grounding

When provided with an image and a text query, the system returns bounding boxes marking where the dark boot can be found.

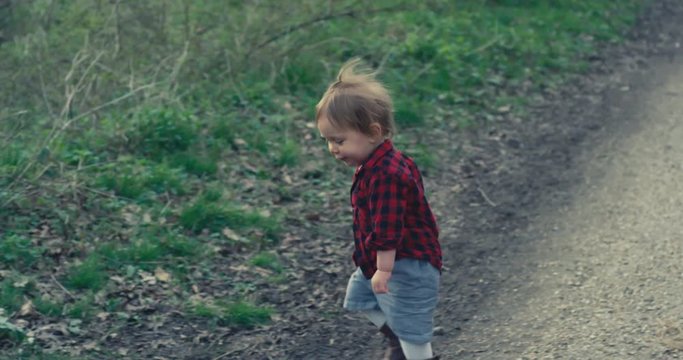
[379,324,406,360]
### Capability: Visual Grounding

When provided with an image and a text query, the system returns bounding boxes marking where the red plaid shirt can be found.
[350,139,442,279]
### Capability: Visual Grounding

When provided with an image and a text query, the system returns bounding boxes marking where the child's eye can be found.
[334,140,344,145]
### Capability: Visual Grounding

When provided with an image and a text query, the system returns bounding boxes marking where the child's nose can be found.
[328,142,338,154]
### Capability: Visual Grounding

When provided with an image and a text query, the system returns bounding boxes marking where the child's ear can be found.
[369,122,383,142]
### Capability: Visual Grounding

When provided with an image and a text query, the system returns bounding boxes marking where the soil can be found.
[218,1,683,359]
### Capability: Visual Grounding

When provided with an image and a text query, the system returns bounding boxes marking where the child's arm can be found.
[377,249,396,272]
[372,249,396,294]
[367,173,406,294]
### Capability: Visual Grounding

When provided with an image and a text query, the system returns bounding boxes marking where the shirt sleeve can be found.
[366,172,408,250]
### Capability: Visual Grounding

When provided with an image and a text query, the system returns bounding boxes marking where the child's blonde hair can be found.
[315,58,395,138]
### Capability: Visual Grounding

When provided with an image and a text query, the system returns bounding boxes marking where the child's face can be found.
[318,116,382,167]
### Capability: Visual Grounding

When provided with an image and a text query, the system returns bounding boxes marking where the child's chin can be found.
[339,158,357,166]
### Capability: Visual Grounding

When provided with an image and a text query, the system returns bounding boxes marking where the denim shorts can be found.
[343,258,440,344]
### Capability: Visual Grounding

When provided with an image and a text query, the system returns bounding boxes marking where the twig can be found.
[246,2,407,60]
[38,65,56,120]
[82,186,119,199]
[51,274,76,300]
[477,187,497,207]
[168,41,190,95]
[3,82,156,197]
[467,35,502,55]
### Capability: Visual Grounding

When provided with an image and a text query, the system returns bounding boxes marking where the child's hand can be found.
[371,270,392,294]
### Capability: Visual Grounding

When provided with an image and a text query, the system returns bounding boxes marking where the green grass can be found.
[33,297,63,317]
[179,200,279,238]
[189,299,272,328]
[275,139,301,167]
[0,315,26,346]
[65,295,96,320]
[249,252,283,273]
[170,152,218,177]
[95,228,206,270]
[96,160,187,199]
[0,279,26,314]
[130,108,199,160]
[64,256,107,291]
[0,234,42,270]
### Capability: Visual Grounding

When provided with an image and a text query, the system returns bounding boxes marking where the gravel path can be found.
[445,58,683,360]
[438,13,683,360]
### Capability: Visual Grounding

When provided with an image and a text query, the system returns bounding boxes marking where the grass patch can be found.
[65,295,96,320]
[33,297,63,317]
[95,228,205,272]
[0,279,26,314]
[170,152,218,177]
[160,232,205,258]
[64,256,107,291]
[0,145,28,183]
[0,234,42,270]
[179,200,279,238]
[96,160,187,199]
[189,299,272,328]
[405,144,437,171]
[0,315,26,346]
[274,139,301,167]
[249,252,283,273]
[130,108,198,160]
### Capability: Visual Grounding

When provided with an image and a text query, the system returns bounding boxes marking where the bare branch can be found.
[245,2,407,60]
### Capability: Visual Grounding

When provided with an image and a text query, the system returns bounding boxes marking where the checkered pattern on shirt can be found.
[350,140,442,279]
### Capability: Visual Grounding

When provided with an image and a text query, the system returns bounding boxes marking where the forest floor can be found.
[3,1,683,359]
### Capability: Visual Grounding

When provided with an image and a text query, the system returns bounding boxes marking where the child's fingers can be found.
[373,281,388,294]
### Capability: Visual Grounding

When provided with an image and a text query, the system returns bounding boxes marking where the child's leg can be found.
[399,339,433,360]
[375,259,440,359]
[363,309,387,328]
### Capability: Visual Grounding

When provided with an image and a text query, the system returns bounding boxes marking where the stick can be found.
[246,2,407,59]
[477,187,497,207]
[51,274,76,300]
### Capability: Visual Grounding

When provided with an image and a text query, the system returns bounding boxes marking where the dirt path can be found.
[437,3,683,359]
[444,54,683,360]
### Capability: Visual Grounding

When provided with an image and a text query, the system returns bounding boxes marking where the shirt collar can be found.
[356,139,393,173]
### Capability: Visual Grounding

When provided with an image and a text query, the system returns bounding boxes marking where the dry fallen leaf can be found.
[19,300,34,316]
[140,271,157,285]
[154,267,171,282]
[259,209,271,217]
[83,341,99,351]
[13,277,30,288]
[222,227,243,242]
